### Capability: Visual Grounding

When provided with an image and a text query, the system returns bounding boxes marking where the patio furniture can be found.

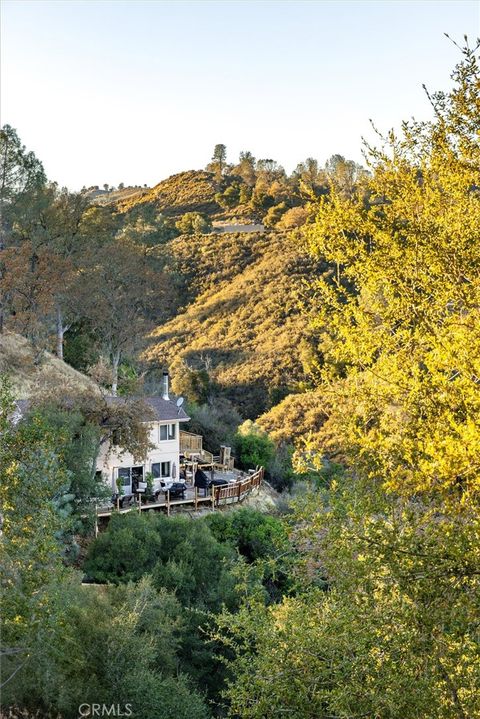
[166,482,187,499]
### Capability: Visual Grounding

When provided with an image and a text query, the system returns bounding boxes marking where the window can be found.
[152,462,170,478]
[117,467,144,485]
[118,468,130,483]
[159,423,176,441]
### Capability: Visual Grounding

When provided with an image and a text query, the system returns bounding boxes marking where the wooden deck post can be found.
[194,486,198,511]
[138,492,141,513]
[167,490,170,517]
[211,483,215,511]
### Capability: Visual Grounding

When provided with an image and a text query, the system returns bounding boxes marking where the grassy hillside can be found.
[90,186,149,206]
[256,389,327,446]
[146,230,321,417]
[0,331,100,399]
[118,170,222,218]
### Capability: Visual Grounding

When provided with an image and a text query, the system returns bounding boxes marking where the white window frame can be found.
[159,423,176,441]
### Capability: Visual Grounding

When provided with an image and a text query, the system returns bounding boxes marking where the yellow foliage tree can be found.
[302,41,480,508]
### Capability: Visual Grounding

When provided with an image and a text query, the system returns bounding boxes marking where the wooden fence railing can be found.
[214,467,264,507]
[180,430,203,454]
[96,467,264,521]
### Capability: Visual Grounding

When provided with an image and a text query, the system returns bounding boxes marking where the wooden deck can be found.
[96,467,264,521]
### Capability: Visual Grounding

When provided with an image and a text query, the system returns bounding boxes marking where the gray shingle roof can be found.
[105,395,190,422]
[14,396,190,423]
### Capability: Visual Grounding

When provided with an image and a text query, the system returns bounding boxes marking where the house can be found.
[97,372,190,498]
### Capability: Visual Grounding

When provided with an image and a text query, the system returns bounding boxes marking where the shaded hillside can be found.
[257,389,328,445]
[118,170,221,218]
[0,331,100,399]
[146,231,322,417]
[164,230,271,309]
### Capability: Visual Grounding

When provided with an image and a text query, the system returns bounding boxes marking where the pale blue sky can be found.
[1,0,479,189]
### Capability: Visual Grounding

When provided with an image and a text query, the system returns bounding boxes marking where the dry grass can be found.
[118,170,221,218]
[0,331,100,399]
[145,231,320,416]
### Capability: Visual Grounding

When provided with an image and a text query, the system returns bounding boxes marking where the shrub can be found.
[276,205,309,229]
[206,508,288,562]
[185,398,241,453]
[234,420,275,470]
[84,513,162,583]
[175,212,212,235]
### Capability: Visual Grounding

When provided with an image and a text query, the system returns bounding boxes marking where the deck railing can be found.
[96,467,264,521]
[180,430,203,454]
[214,467,264,506]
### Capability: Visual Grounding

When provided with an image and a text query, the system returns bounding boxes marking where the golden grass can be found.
[0,331,100,399]
[145,231,320,417]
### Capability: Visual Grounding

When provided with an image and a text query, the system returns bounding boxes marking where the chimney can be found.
[162,370,170,401]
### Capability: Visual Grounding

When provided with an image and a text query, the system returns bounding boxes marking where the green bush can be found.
[5,576,210,719]
[185,398,241,453]
[175,211,212,235]
[84,513,162,584]
[234,420,275,470]
[85,513,240,611]
[206,508,288,562]
[150,514,238,611]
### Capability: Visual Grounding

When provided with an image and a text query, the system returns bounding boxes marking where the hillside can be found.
[146,230,322,417]
[89,185,149,206]
[0,331,100,399]
[118,169,222,218]
[256,388,328,446]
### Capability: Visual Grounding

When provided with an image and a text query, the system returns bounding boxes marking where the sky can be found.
[1,0,479,190]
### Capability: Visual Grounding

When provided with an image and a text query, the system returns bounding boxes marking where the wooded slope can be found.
[146,230,320,417]
[118,170,221,218]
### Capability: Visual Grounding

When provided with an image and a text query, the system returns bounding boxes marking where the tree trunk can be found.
[111,349,121,396]
[56,305,64,360]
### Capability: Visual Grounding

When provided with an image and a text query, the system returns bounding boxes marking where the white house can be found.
[97,373,190,498]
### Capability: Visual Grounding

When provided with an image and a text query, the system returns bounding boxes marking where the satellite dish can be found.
[176,397,184,408]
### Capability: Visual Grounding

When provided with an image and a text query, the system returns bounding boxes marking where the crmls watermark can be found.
[78,704,133,718]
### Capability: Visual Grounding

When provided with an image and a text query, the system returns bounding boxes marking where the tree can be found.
[4,575,210,719]
[323,152,366,195]
[302,42,480,506]
[234,420,275,470]
[236,150,257,186]
[276,205,309,229]
[23,403,107,534]
[217,43,480,719]
[78,235,169,395]
[85,512,240,610]
[0,377,69,691]
[0,125,46,333]
[210,143,227,179]
[218,475,480,719]
[46,188,92,359]
[263,202,287,228]
[175,212,212,236]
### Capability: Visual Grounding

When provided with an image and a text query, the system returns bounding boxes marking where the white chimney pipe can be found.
[162,370,170,400]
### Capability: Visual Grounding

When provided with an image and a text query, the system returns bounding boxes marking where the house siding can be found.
[96,420,183,495]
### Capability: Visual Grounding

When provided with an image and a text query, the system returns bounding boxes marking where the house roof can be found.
[14,395,190,423]
[104,395,190,423]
